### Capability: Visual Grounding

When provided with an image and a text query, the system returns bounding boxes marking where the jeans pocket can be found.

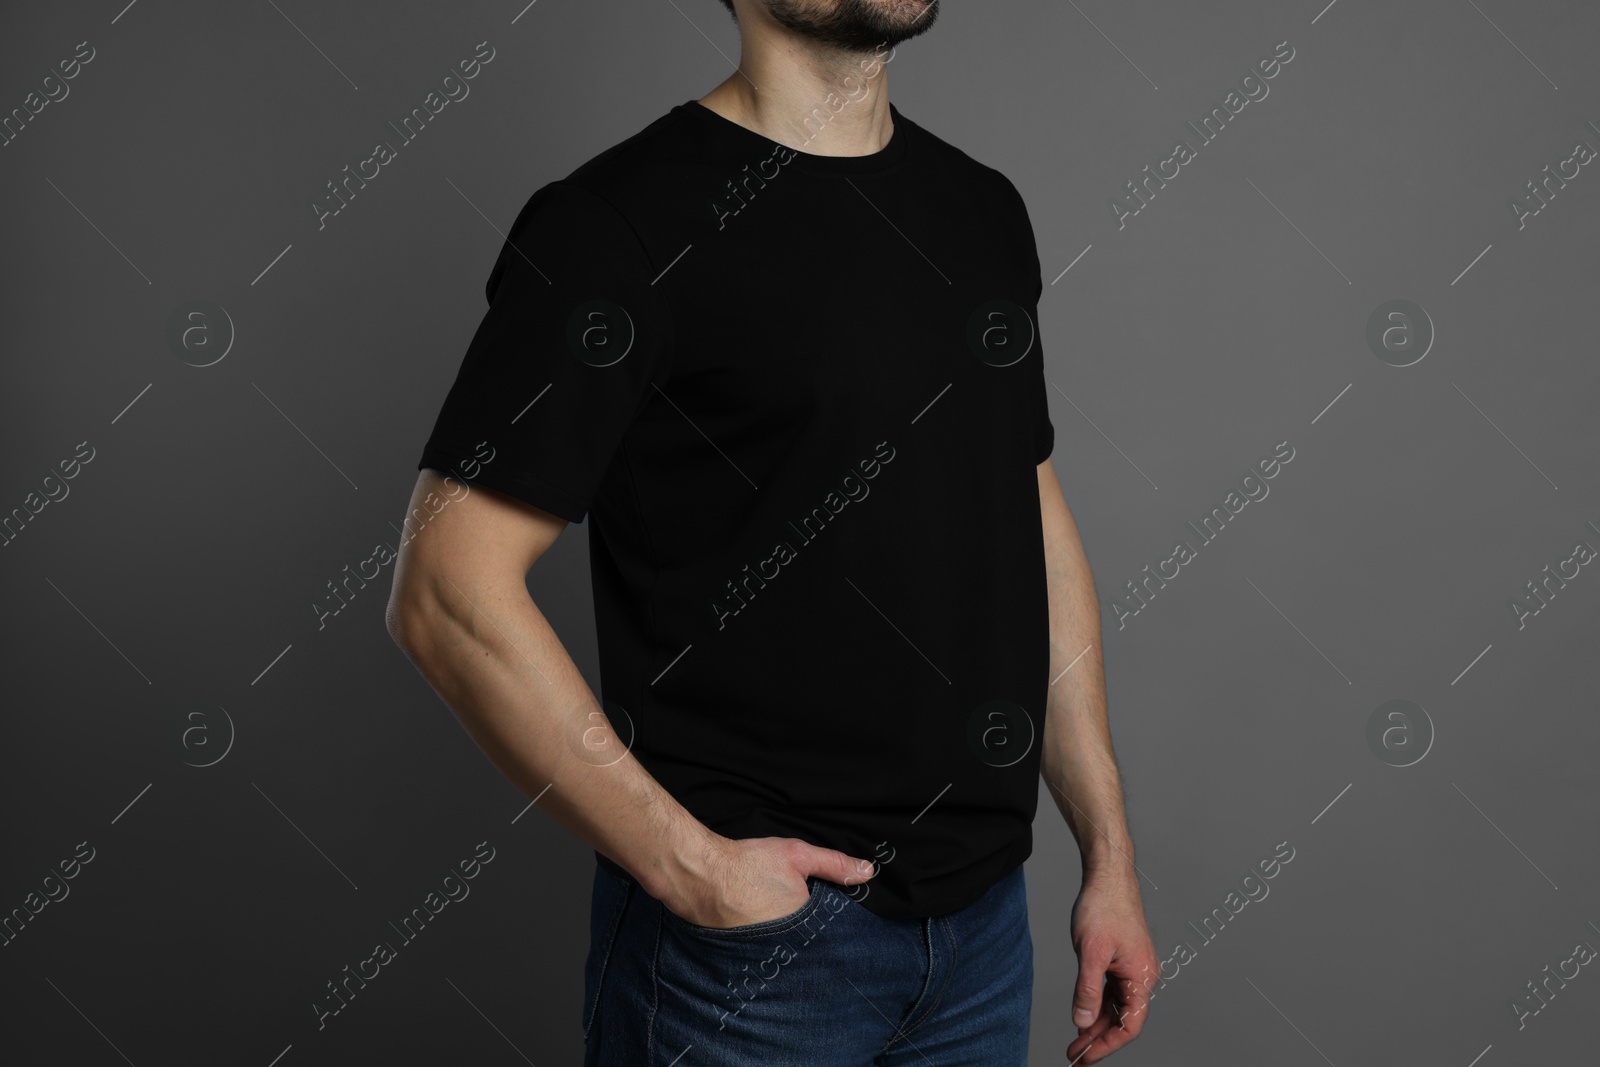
[664,877,825,940]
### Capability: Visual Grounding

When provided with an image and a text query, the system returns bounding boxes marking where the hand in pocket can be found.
[665,835,877,930]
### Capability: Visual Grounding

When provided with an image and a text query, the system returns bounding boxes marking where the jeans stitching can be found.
[646,898,663,1062]
[583,875,633,1041]
[895,915,958,1046]
[879,917,933,1052]
[663,878,826,941]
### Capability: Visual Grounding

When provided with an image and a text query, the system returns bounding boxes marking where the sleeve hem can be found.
[1034,423,1055,465]
[418,441,590,524]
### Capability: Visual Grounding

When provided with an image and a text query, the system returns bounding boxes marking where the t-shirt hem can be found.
[860,832,1035,920]
[594,831,1035,921]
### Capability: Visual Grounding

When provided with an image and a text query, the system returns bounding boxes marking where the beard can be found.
[762,0,939,52]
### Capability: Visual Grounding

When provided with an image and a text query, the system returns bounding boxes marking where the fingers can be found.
[1071,939,1112,1030]
[791,840,878,886]
[1064,1030,1102,1065]
[1066,1006,1116,1064]
[1111,963,1155,1039]
[1078,984,1147,1060]
[1064,1006,1124,1063]
[1067,961,1157,1063]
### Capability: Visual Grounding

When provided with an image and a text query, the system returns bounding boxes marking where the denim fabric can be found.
[582,860,1032,1065]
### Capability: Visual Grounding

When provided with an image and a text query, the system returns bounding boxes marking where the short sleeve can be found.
[416,180,675,522]
[1031,362,1055,464]
[999,174,1054,465]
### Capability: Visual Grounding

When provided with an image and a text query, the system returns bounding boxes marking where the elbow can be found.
[385,590,434,663]
[387,576,472,673]
[385,595,409,649]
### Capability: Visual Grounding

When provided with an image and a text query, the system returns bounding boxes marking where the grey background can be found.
[2,1,1597,1064]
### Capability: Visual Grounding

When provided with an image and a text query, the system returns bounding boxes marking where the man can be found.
[386,0,1157,1063]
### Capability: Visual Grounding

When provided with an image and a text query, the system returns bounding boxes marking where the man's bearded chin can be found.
[764,0,940,53]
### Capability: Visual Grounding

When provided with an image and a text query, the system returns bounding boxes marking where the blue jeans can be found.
[581,859,1032,1065]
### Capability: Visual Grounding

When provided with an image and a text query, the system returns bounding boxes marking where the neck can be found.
[698,22,897,157]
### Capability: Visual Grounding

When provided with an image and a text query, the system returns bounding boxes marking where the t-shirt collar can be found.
[680,97,910,177]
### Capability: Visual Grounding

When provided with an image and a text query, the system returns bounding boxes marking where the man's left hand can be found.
[1064,870,1159,1064]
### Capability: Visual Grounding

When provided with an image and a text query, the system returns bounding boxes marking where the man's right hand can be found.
[663,835,879,930]
[388,476,875,937]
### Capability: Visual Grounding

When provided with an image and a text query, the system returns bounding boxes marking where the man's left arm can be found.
[1036,457,1160,1065]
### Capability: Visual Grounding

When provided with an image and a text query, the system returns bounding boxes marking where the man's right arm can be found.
[384,470,876,926]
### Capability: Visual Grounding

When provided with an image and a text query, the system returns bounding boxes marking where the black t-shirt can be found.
[417,98,1055,920]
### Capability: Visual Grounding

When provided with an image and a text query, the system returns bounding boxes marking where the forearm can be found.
[1042,671,1134,881]
[390,576,719,906]
[1037,465,1136,882]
